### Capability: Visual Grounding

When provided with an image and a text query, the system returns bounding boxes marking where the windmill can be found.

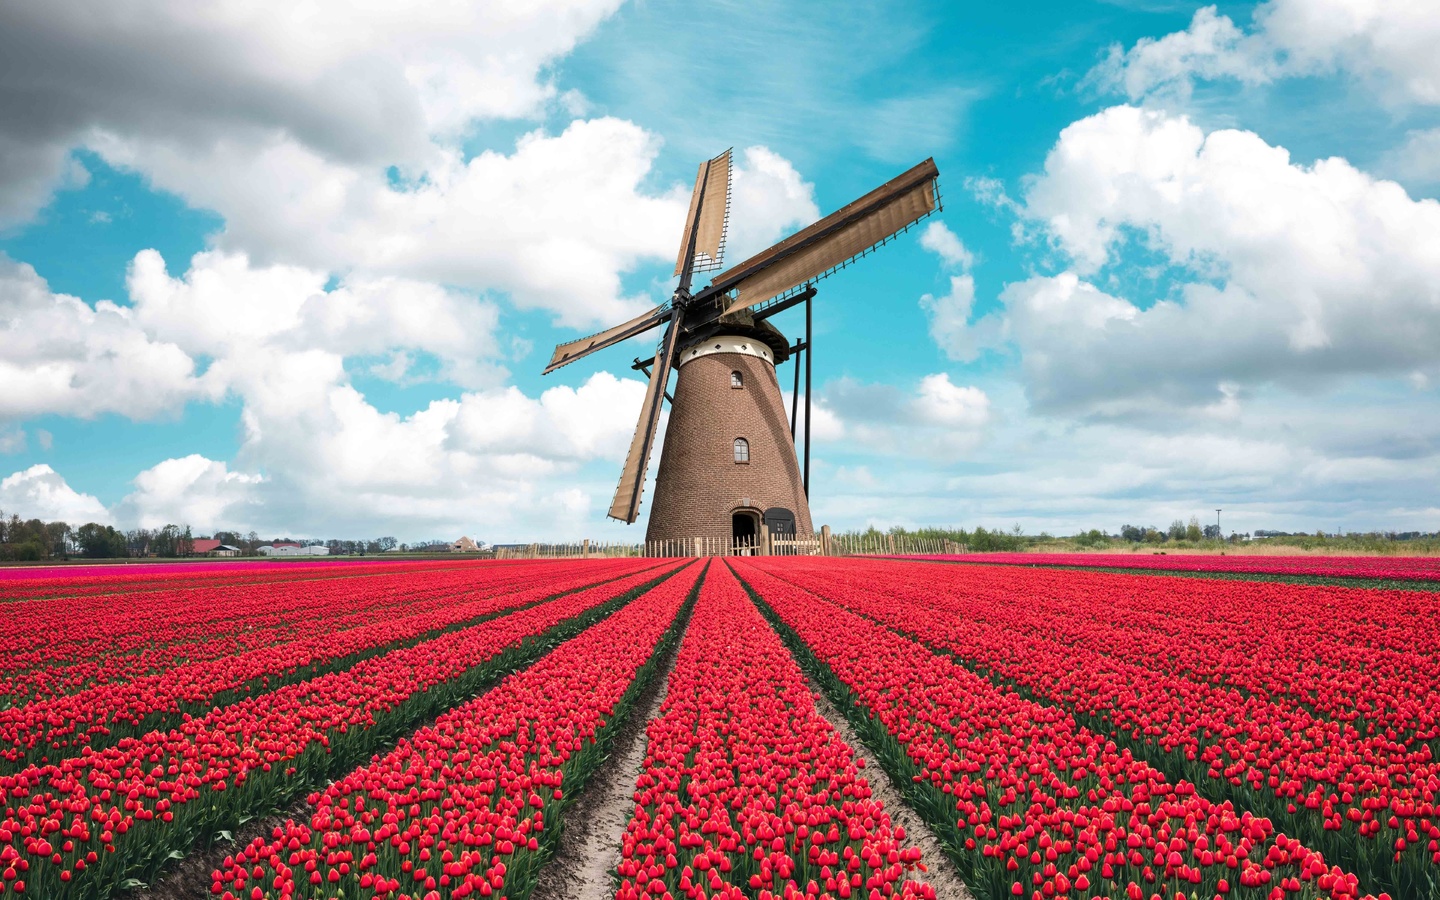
[543,150,940,547]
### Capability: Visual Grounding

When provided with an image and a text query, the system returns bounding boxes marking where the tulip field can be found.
[0,555,1436,900]
[913,553,1440,584]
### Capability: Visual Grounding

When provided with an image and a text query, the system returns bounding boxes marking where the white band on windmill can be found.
[677,336,774,369]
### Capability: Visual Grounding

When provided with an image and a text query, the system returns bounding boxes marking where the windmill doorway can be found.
[732,510,760,555]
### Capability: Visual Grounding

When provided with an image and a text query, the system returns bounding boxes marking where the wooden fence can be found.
[643,534,826,558]
[828,533,968,556]
[493,540,642,559]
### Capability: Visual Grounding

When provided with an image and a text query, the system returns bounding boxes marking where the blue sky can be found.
[0,0,1437,542]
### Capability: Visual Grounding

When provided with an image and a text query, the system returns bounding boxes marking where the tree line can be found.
[1116,517,1219,544]
[0,511,410,562]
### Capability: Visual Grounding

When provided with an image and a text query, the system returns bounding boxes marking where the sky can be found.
[0,0,1438,542]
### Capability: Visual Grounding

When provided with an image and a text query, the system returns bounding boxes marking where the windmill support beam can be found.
[787,339,807,441]
[748,284,817,324]
[803,291,812,497]
[630,359,675,404]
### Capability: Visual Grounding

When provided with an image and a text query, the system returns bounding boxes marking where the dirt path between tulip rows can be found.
[532,606,688,899]
[805,680,975,899]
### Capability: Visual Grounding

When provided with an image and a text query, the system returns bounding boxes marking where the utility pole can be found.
[1216,509,1222,541]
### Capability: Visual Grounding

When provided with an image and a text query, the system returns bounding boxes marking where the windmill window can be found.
[733,437,750,464]
[731,370,744,389]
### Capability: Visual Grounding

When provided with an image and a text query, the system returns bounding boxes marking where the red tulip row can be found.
[0,560,666,770]
[0,560,641,700]
[0,561,684,900]
[747,558,1440,899]
[757,560,1440,739]
[731,559,1377,900]
[616,562,935,900]
[1,562,568,703]
[210,560,705,900]
[908,553,1440,583]
[0,559,479,601]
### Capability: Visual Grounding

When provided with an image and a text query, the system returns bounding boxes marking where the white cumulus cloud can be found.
[127,249,505,389]
[918,221,975,270]
[959,106,1440,414]
[0,0,626,225]
[1090,0,1440,106]
[918,222,985,362]
[0,464,110,525]
[0,257,201,420]
[912,373,992,429]
[117,456,265,531]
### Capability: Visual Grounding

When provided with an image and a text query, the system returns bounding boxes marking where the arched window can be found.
[731,370,744,389]
[733,437,749,464]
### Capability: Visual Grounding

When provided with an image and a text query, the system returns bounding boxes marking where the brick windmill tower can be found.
[543,150,940,547]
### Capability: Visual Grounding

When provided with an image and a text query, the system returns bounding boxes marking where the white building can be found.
[258,544,330,556]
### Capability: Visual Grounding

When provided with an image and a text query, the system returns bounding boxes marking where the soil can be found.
[806,681,975,899]
[532,613,686,899]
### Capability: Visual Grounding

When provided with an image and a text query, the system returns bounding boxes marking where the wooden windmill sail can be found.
[544,151,940,541]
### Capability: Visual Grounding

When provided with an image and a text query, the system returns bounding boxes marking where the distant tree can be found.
[1185,516,1203,542]
[179,525,195,557]
[76,523,127,558]
[377,536,398,551]
[1074,528,1107,547]
[1119,524,1144,542]
[154,524,177,557]
[1203,524,1221,540]
[1167,520,1187,541]
[12,540,43,561]
[1142,528,1166,544]
[126,528,150,557]
[44,521,71,558]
